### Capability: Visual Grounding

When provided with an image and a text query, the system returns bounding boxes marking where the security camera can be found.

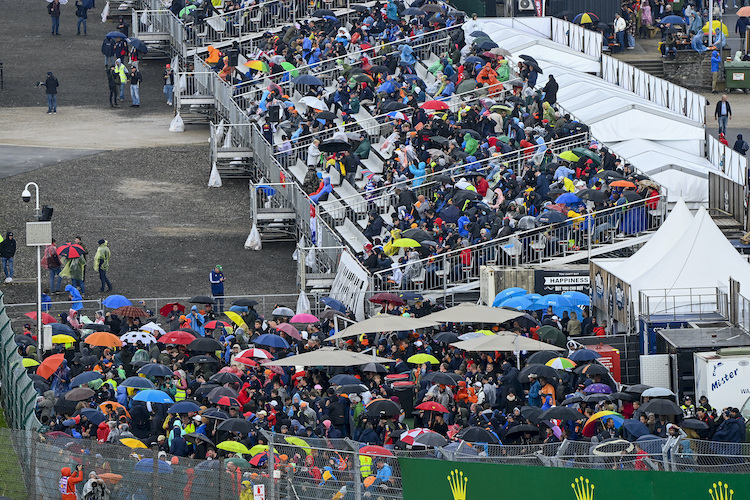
[21,189,31,203]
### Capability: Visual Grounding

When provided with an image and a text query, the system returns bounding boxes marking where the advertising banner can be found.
[534,269,590,295]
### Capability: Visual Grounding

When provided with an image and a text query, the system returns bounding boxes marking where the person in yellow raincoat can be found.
[240,480,254,500]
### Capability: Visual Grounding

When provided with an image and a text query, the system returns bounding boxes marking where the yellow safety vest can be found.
[174,388,186,402]
[359,455,372,478]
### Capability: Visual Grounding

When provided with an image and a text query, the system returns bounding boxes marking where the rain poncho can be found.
[399,44,416,66]
[713,29,727,51]
[94,241,110,271]
[409,162,427,187]
[497,60,510,81]
[691,33,707,52]
[61,256,86,282]
[386,0,398,21]
[463,133,478,155]
[65,284,84,310]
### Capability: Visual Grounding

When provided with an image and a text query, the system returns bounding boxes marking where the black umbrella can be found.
[312,8,335,17]
[54,397,78,415]
[130,360,148,369]
[361,362,388,374]
[456,426,500,444]
[189,295,215,304]
[598,170,625,182]
[420,4,444,12]
[505,424,540,437]
[410,432,448,448]
[316,110,337,121]
[382,101,411,112]
[15,335,36,347]
[470,30,490,37]
[330,374,360,385]
[624,384,652,395]
[518,364,558,383]
[505,95,524,104]
[82,323,111,331]
[209,372,242,385]
[319,140,351,153]
[34,380,51,393]
[526,351,561,365]
[233,298,258,307]
[537,211,567,225]
[560,395,584,406]
[574,363,609,376]
[179,327,201,336]
[680,418,709,430]
[401,7,424,15]
[621,191,643,202]
[577,189,608,202]
[519,54,539,66]
[138,363,174,378]
[422,371,462,385]
[121,376,156,389]
[185,432,215,446]
[217,418,254,433]
[429,135,450,146]
[477,40,499,50]
[433,332,460,344]
[186,355,218,364]
[194,383,220,397]
[582,393,614,403]
[369,65,391,75]
[639,399,682,416]
[611,392,637,401]
[129,38,148,54]
[70,371,103,388]
[402,228,432,241]
[520,405,543,424]
[336,384,369,394]
[457,129,481,139]
[207,386,240,402]
[188,337,223,352]
[352,73,374,84]
[202,408,229,420]
[350,4,369,11]
[540,406,584,421]
[366,399,401,417]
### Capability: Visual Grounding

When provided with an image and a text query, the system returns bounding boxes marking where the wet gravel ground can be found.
[0,145,297,305]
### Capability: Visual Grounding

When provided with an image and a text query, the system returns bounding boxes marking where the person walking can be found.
[129,66,142,107]
[48,0,61,35]
[101,37,115,68]
[209,265,225,313]
[114,59,127,102]
[711,50,722,93]
[75,0,87,35]
[163,64,175,105]
[107,65,119,107]
[0,232,17,283]
[40,71,60,114]
[94,239,112,292]
[715,94,732,135]
[43,238,63,292]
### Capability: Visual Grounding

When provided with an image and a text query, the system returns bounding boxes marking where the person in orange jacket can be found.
[454,381,478,405]
[60,465,84,500]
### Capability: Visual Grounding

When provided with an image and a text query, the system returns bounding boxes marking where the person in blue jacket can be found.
[209,264,225,313]
[409,161,426,187]
[711,50,722,93]
[528,373,542,407]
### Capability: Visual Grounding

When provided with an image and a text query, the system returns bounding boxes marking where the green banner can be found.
[399,458,747,500]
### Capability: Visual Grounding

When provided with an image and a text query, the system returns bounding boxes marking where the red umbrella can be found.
[215,396,240,407]
[112,306,150,318]
[359,445,394,457]
[369,293,405,306]
[415,401,449,413]
[205,320,231,330]
[25,311,57,324]
[160,331,196,345]
[159,302,185,317]
[232,357,258,367]
[238,348,272,359]
[249,452,280,466]
[57,243,86,259]
[290,314,319,324]
[37,353,65,379]
[276,323,301,340]
[421,100,450,111]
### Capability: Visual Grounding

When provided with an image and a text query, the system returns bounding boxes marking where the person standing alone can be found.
[129,66,142,107]
[41,72,59,114]
[715,94,732,136]
[107,65,119,107]
[48,0,61,35]
[210,265,225,313]
[94,239,112,292]
[163,64,175,105]
[0,232,17,283]
[75,0,87,35]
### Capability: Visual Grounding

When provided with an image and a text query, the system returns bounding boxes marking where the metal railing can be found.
[132,8,186,58]
[639,286,730,321]
[370,194,666,295]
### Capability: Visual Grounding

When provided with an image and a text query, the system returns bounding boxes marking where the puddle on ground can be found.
[115,178,192,199]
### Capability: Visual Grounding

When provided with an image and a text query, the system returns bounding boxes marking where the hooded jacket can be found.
[94,241,110,271]
[0,232,16,258]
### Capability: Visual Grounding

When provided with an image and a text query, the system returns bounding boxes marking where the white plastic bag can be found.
[223,127,232,148]
[296,291,311,315]
[169,113,184,132]
[101,1,110,22]
[178,73,187,93]
[215,119,226,145]
[291,237,304,261]
[170,56,179,73]
[244,223,262,251]
[140,10,150,26]
[208,162,222,188]
[305,246,316,270]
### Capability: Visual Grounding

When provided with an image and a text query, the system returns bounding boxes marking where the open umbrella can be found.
[65,387,95,401]
[518,364,559,382]
[121,438,148,449]
[535,325,567,348]
[218,441,251,454]
[37,353,65,379]
[51,334,76,344]
[120,376,156,389]
[102,295,132,309]
[209,372,242,385]
[407,353,440,365]
[138,363,174,378]
[703,20,729,35]
[361,362,388,374]
[623,419,651,439]
[540,406,584,421]
[575,363,609,376]
[641,387,675,398]
[25,311,57,324]
[188,337,223,352]
[422,372,462,386]
[582,411,624,437]
[133,459,173,474]
[121,331,157,345]
[526,350,562,365]
[432,332,460,344]
[238,348,272,359]
[298,96,328,110]
[583,383,613,394]
[22,357,40,368]
[290,313,319,324]
[105,30,127,39]
[639,399,681,415]
[456,426,499,444]
[168,401,201,414]
[112,306,150,318]
[189,295,215,304]
[77,408,106,426]
[569,349,601,362]
[415,401,449,413]
[330,374,360,385]
[366,398,401,418]
[57,243,86,259]
[390,238,421,248]
[70,371,103,388]
[368,292,405,305]
[546,357,576,370]
[254,334,290,349]
[160,331,195,345]
[84,332,123,347]
[218,418,254,433]
[318,140,350,153]
[505,424,540,437]
[185,432,215,446]
[573,12,599,24]
[293,74,324,87]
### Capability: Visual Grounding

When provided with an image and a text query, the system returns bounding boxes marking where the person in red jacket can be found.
[60,465,84,500]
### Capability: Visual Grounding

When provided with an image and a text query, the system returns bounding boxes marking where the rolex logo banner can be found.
[399,459,747,500]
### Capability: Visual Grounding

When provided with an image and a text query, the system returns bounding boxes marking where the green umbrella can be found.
[179,4,196,17]
[280,62,299,77]
[491,104,512,113]
[572,147,602,166]
[496,135,510,144]
[456,80,477,94]
[536,326,567,348]
[225,456,251,468]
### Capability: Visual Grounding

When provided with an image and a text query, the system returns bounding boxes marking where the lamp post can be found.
[21,182,48,353]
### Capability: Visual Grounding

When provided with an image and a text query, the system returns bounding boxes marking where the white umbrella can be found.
[140,322,166,336]
[422,303,524,324]
[327,314,440,340]
[269,55,285,64]
[264,346,394,367]
[641,387,676,398]
[298,96,328,110]
[272,306,294,317]
[121,331,158,345]
[450,332,564,352]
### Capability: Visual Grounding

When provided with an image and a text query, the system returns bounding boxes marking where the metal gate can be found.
[708,171,748,231]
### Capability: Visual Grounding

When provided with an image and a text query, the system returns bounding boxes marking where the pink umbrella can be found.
[276,323,301,340]
[290,313,319,324]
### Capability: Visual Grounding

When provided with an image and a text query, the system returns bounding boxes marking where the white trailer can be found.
[694,349,750,412]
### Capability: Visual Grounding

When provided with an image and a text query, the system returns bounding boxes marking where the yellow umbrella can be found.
[120,438,147,449]
[391,238,421,248]
[224,311,248,331]
[22,358,40,368]
[703,21,729,35]
[284,436,312,455]
[217,441,251,454]
[51,334,76,344]
[244,60,269,72]
[407,353,440,364]
[475,330,496,336]
[559,151,580,162]
[249,444,270,456]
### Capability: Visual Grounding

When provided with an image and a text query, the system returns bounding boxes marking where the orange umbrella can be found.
[609,180,636,188]
[25,311,58,324]
[98,473,123,485]
[84,332,124,347]
[37,354,65,379]
[99,401,131,417]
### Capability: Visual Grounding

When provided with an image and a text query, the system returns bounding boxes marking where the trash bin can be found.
[390,381,415,417]
[724,62,750,92]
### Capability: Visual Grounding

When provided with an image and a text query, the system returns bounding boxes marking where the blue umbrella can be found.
[555,193,582,205]
[623,419,650,439]
[129,38,148,54]
[293,74,325,87]
[103,294,132,309]
[168,401,202,414]
[465,56,485,65]
[138,363,174,378]
[523,293,543,302]
[569,349,601,362]
[133,459,174,474]
[105,30,128,39]
[562,291,590,306]
[637,434,664,460]
[120,376,156,389]
[78,408,106,426]
[533,294,574,309]
[133,390,174,404]
[492,287,527,306]
[254,334,290,349]
[256,185,277,196]
[470,30,490,38]
[229,305,249,313]
[661,15,686,25]
[499,297,533,311]
[51,323,78,339]
[320,297,346,313]
[70,371,103,388]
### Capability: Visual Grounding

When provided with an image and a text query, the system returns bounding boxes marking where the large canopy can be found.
[263,347,394,367]
[422,303,524,324]
[451,332,564,352]
[327,315,440,340]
